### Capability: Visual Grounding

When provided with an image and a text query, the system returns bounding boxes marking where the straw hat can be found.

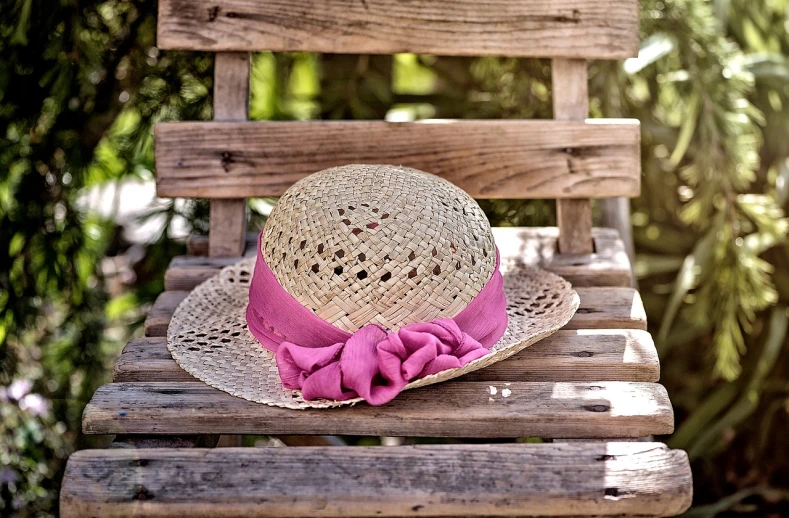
[168,165,579,409]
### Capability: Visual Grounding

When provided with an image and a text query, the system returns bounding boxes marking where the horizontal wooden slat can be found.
[116,330,659,384]
[144,291,189,337]
[568,288,646,331]
[495,227,632,286]
[164,261,224,292]
[154,120,641,199]
[83,381,672,437]
[61,443,692,518]
[158,0,638,59]
[162,247,256,292]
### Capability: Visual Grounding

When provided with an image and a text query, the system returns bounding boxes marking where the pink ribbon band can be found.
[246,234,508,405]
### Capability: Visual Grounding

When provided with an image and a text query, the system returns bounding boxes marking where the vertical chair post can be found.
[601,197,636,280]
[209,52,250,257]
[552,59,593,255]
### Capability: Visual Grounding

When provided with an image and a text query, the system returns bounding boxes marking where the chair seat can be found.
[84,226,660,439]
[68,227,691,517]
[60,443,692,518]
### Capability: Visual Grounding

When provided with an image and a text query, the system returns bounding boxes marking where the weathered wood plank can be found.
[209,52,250,257]
[115,330,659,384]
[213,52,250,121]
[157,0,639,59]
[162,247,256,291]
[209,199,247,257]
[557,199,593,253]
[495,227,632,287]
[61,442,691,518]
[154,120,641,199]
[83,381,673,437]
[163,227,633,293]
[553,58,594,254]
[565,288,646,331]
[144,291,189,337]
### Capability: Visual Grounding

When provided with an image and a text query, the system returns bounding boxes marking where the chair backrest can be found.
[154,0,641,257]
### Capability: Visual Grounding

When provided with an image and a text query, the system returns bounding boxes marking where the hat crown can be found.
[261,164,496,332]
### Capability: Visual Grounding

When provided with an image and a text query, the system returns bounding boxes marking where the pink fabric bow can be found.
[277,320,490,405]
[246,234,508,405]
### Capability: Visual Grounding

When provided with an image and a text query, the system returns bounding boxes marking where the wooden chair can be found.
[60,1,694,516]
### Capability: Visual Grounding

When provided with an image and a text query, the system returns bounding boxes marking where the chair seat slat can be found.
[115,330,660,384]
[61,442,691,518]
[83,380,673,438]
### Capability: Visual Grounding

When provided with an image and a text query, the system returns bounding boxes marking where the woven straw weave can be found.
[167,164,579,409]
[261,165,496,332]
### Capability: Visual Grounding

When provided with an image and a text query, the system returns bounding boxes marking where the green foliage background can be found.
[2,0,789,515]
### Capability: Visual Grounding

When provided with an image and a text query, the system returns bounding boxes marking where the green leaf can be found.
[669,91,701,168]
[634,254,685,278]
[10,0,32,45]
[656,228,715,349]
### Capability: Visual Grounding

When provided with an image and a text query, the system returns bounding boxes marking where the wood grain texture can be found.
[213,52,249,121]
[557,199,593,253]
[553,58,594,254]
[209,199,247,256]
[61,442,692,518]
[162,245,256,291]
[157,0,639,59]
[114,330,660,384]
[144,291,189,337]
[161,227,633,294]
[154,120,641,199]
[552,59,589,121]
[82,381,673,437]
[209,52,250,257]
[496,227,632,287]
[564,288,646,331]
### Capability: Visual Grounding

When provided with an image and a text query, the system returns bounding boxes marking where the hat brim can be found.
[167,257,579,409]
